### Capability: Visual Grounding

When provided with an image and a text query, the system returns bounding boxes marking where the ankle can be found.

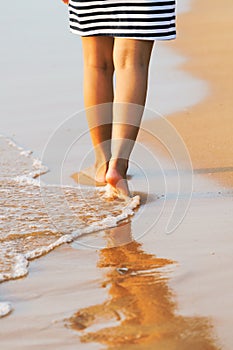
[95,160,108,171]
[109,158,128,174]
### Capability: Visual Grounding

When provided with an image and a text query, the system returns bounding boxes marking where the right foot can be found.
[106,159,130,197]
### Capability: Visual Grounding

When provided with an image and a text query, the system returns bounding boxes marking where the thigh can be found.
[81,36,114,68]
[113,38,154,68]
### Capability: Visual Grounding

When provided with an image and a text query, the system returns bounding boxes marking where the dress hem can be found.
[69,29,176,41]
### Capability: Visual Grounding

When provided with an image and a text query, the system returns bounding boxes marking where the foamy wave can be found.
[0,134,48,180]
[20,150,33,157]
[0,302,13,318]
[0,182,139,284]
[0,254,29,282]
[0,135,140,318]
[4,136,26,152]
[0,193,140,283]
[31,158,48,178]
[13,175,41,186]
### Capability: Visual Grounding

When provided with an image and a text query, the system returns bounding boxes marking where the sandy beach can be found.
[1,0,233,349]
[166,0,233,187]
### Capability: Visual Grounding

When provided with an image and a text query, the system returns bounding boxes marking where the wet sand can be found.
[1,0,233,349]
[1,192,232,349]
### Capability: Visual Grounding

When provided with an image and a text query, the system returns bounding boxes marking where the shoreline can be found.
[1,0,233,349]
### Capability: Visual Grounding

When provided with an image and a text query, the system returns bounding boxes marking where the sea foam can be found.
[0,135,140,317]
[0,302,13,318]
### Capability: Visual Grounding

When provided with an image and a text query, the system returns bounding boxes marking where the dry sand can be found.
[1,0,233,349]
[166,0,233,187]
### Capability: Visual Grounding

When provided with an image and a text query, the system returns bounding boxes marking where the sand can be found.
[1,0,233,349]
[165,0,233,187]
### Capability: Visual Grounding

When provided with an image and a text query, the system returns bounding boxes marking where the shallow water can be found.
[0,135,139,316]
[67,239,221,350]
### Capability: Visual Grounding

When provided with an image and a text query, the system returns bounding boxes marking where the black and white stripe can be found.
[68,0,176,40]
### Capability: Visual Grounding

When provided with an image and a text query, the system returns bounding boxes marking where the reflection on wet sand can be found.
[67,223,220,350]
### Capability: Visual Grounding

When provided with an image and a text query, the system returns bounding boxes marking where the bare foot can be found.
[106,159,130,197]
[71,162,108,187]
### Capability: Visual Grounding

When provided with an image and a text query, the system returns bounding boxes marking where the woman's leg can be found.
[80,36,114,184]
[106,38,154,196]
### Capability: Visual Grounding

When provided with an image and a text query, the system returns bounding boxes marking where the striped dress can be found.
[68,0,176,40]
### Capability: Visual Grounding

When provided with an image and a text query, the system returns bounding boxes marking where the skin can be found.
[80,36,154,197]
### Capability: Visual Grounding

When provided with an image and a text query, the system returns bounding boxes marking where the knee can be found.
[84,56,114,74]
[113,49,148,71]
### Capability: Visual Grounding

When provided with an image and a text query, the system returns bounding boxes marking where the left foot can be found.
[71,162,108,186]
